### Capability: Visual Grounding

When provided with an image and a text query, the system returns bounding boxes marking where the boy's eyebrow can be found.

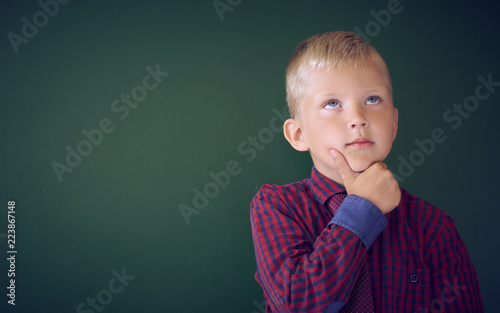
[314,87,389,99]
[314,92,340,99]
[363,87,390,94]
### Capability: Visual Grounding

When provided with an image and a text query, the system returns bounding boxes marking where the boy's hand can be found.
[330,149,401,214]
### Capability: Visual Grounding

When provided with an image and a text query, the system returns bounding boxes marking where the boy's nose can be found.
[348,120,368,129]
[347,109,369,129]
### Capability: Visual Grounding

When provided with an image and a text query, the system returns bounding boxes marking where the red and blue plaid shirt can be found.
[250,167,483,312]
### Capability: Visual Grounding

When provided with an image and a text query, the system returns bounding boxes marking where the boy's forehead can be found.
[305,64,391,94]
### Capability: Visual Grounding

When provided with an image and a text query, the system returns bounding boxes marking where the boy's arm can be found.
[425,213,484,312]
[250,186,386,313]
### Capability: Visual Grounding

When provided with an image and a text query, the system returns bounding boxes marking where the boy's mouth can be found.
[346,137,374,148]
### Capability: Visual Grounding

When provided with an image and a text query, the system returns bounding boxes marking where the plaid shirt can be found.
[250,167,483,312]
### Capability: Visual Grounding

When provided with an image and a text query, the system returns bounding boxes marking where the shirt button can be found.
[410,274,419,283]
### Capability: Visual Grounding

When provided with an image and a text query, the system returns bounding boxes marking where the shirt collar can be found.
[308,166,346,204]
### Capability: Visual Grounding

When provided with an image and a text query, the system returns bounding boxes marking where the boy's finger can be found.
[330,149,355,185]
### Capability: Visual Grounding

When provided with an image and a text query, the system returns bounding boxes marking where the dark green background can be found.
[1,0,499,312]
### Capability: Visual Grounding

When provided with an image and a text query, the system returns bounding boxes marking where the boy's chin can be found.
[347,159,377,173]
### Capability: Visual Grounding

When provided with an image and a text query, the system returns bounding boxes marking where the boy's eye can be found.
[324,100,340,109]
[366,96,380,105]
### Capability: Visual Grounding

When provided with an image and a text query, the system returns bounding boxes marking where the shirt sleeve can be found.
[250,185,387,313]
[425,213,484,312]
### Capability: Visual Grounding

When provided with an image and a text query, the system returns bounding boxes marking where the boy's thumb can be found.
[330,149,355,185]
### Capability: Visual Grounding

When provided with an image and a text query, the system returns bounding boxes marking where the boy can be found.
[250,31,484,312]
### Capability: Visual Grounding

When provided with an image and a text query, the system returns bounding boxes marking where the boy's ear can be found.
[284,118,309,151]
[392,107,399,140]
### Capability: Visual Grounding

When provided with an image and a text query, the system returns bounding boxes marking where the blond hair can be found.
[286,31,392,118]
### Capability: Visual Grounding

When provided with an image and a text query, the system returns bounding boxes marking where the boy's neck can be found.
[314,164,345,187]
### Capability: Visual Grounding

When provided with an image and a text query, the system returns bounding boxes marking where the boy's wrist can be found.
[329,195,388,248]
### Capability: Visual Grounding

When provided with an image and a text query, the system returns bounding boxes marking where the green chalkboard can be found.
[1,0,499,312]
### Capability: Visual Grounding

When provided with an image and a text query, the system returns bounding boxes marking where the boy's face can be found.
[284,62,398,184]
